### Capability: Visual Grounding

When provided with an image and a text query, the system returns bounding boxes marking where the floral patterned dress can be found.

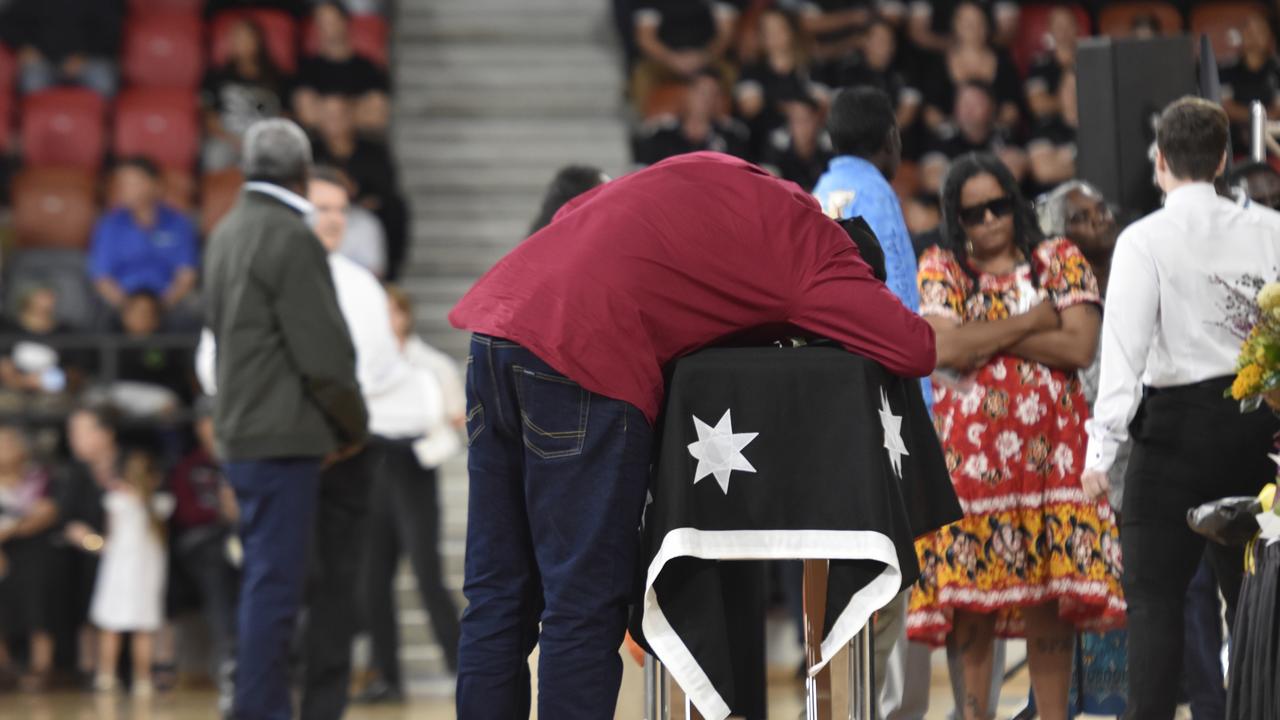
[907,238,1126,646]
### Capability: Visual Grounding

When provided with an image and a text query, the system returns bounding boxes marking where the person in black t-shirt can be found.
[0,286,88,400]
[634,70,750,165]
[918,3,1023,134]
[920,82,1025,196]
[113,293,195,416]
[734,8,824,160]
[781,0,872,78]
[907,0,1019,55]
[1221,14,1280,157]
[312,93,411,280]
[1024,7,1080,122]
[201,18,289,172]
[1,0,122,98]
[760,97,834,191]
[1027,71,1078,198]
[831,19,925,159]
[630,0,738,114]
[293,1,389,136]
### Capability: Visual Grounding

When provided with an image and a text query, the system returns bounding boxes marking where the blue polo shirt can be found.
[813,155,932,408]
[89,205,199,294]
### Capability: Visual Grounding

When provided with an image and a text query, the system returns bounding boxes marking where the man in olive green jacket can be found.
[202,118,367,720]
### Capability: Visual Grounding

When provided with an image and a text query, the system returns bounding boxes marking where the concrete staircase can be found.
[386,0,629,690]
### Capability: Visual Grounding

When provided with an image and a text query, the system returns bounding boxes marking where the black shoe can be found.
[352,678,404,705]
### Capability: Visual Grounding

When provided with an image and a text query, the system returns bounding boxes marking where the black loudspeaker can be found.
[1076,35,1198,217]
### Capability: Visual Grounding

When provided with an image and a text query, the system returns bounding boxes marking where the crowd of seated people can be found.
[622,0,1280,239]
[0,0,408,697]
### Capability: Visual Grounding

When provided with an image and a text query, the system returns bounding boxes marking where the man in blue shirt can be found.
[89,157,199,314]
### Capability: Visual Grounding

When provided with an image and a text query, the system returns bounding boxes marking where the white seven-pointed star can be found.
[687,410,759,494]
[879,389,909,478]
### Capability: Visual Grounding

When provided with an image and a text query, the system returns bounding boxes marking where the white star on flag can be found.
[687,409,759,494]
[879,389,909,479]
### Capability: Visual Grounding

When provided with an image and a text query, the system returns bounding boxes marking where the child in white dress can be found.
[90,449,168,696]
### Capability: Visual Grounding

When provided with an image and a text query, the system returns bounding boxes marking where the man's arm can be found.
[88,219,128,308]
[267,228,368,447]
[163,268,198,307]
[1085,233,1158,475]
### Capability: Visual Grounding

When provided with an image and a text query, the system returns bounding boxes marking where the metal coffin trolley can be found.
[630,345,961,720]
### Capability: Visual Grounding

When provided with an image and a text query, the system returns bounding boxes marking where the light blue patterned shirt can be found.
[813,155,932,408]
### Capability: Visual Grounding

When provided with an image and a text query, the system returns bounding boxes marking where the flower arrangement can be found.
[1227,280,1280,412]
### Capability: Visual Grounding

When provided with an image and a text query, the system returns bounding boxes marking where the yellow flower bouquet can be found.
[1228,281,1280,412]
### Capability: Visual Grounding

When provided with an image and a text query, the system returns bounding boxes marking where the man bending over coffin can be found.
[449,151,936,720]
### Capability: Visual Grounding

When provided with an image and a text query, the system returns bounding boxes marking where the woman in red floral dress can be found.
[908,154,1125,720]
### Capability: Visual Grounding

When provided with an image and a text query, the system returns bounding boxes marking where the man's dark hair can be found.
[955,80,996,107]
[126,290,162,309]
[314,0,351,20]
[1156,96,1230,181]
[528,165,607,237]
[116,155,161,180]
[309,165,355,196]
[828,86,896,158]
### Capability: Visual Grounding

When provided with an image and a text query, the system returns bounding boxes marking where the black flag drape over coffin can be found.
[634,346,960,719]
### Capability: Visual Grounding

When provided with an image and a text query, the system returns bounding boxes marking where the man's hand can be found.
[323,442,365,469]
[1081,469,1109,501]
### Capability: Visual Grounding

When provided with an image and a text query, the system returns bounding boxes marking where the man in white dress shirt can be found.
[1082,97,1280,719]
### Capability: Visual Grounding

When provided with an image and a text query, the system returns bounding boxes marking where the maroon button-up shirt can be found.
[449,153,936,424]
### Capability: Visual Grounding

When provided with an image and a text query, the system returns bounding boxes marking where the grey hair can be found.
[241,119,312,186]
[1035,180,1101,238]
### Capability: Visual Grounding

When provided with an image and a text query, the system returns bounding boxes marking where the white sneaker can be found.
[132,679,155,699]
[93,674,118,692]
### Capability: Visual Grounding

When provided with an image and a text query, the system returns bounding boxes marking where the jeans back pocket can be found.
[464,355,485,447]
[512,365,589,459]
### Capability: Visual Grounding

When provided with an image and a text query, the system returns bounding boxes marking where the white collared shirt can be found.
[244,181,315,216]
[1085,182,1280,473]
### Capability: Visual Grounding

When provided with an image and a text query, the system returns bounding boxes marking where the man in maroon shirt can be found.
[450,152,935,718]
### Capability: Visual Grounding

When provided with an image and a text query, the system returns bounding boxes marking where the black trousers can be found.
[1120,378,1280,720]
[361,440,460,687]
[300,450,371,720]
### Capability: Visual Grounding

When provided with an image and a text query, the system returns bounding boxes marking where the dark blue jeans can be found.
[455,335,652,719]
[226,458,321,720]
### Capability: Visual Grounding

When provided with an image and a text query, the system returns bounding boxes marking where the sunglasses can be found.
[1066,203,1113,226]
[958,196,1016,227]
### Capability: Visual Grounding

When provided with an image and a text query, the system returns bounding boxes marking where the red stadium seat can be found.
[12,168,99,250]
[20,88,107,170]
[211,10,298,75]
[1191,1,1268,63]
[0,44,15,96]
[303,13,390,67]
[123,14,205,88]
[113,89,200,172]
[129,0,204,14]
[0,93,12,154]
[200,169,245,236]
[644,84,688,119]
[1098,2,1184,37]
[1012,4,1092,77]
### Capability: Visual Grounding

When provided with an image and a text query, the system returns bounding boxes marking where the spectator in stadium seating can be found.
[166,397,238,711]
[634,70,749,165]
[206,0,308,16]
[528,165,609,237]
[830,19,924,159]
[921,82,1026,196]
[760,97,833,191]
[1227,160,1280,210]
[311,93,409,280]
[90,158,199,317]
[1,0,121,97]
[919,2,1023,133]
[59,405,118,688]
[0,425,59,692]
[114,292,194,410]
[294,1,390,135]
[201,19,290,172]
[1025,6,1080,122]
[1027,70,1078,197]
[1221,14,1280,157]
[908,0,1020,55]
[734,8,824,160]
[630,0,737,114]
[0,286,89,398]
[781,0,871,79]
[1130,12,1162,39]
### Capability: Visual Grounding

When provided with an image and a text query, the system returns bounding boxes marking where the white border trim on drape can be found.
[641,528,902,720]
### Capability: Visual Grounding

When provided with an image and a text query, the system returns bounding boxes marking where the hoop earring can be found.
[965,239,974,255]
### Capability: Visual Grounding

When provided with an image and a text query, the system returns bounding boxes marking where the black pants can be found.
[361,441,460,687]
[1120,378,1280,720]
[173,528,239,681]
[300,450,371,720]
